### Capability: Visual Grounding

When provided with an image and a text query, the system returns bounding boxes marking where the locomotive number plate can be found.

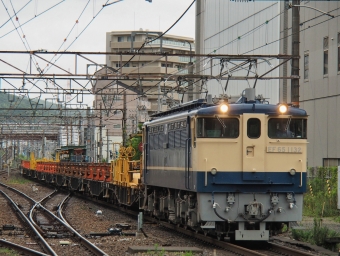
[267,146,302,153]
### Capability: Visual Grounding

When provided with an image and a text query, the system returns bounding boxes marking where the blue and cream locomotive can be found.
[142,88,307,241]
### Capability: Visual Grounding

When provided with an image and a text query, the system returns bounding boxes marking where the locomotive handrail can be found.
[299,159,303,188]
[144,143,148,176]
[185,138,191,189]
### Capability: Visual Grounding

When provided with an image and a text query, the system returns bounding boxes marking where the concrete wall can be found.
[196,0,281,104]
[280,1,340,167]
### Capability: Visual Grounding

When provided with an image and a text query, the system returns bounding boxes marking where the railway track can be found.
[71,191,319,256]
[0,182,109,256]
[156,221,318,256]
[16,170,326,256]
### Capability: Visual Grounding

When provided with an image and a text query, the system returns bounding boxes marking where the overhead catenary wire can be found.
[164,5,339,99]
[1,2,338,116]
[0,0,66,39]
[1,0,45,80]
[44,0,91,68]
[36,0,112,103]
[4,0,113,112]
[0,0,32,29]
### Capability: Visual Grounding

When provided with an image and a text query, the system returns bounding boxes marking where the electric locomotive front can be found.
[193,98,307,240]
[143,90,307,241]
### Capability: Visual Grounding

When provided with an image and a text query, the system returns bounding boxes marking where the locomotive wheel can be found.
[217,234,224,241]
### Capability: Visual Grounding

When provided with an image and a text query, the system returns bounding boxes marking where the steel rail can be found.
[70,191,317,256]
[57,194,109,256]
[154,220,266,256]
[0,188,57,256]
[267,242,316,256]
[69,192,263,256]
[0,239,50,256]
[0,182,109,256]
[29,190,58,234]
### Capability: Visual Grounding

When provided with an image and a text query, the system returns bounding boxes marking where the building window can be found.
[127,36,135,42]
[323,36,328,75]
[113,124,121,129]
[117,36,124,42]
[115,63,121,68]
[338,33,340,72]
[323,158,340,167]
[304,52,309,80]
[113,95,122,101]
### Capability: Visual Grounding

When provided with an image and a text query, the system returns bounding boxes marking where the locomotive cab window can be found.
[247,118,261,138]
[196,117,239,138]
[268,118,307,139]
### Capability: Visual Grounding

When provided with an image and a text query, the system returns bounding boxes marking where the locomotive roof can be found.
[197,103,307,116]
[150,99,307,120]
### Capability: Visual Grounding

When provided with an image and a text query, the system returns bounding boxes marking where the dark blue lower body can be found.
[144,168,306,194]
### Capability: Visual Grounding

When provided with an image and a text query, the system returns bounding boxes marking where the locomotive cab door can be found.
[242,113,265,181]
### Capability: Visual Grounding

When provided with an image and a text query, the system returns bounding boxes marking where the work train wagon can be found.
[143,89,307,241]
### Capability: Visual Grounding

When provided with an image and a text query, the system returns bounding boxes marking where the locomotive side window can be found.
[268,118,307,139]
[169,131,175,148]
[247,118,261,138]
[180,130,187,147]
[196,118,239,138]
[175,131,181,147]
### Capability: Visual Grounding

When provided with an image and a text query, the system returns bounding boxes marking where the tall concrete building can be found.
[285,2,340,167]
[105,30,194,110]
[195,0,340,167]
[92,30,194,158]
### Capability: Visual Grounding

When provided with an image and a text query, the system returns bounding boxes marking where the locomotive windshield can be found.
[268,118,307,139]
[197,117,239,138]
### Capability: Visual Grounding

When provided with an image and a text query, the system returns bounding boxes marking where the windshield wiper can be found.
[215,115,226,129]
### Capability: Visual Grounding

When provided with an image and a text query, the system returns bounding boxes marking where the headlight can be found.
[220,104,228,113]
[279,104,288,114]
[289,168,296,176]
[211,168,217,175]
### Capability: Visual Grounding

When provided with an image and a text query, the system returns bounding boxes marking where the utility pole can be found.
[78,119,82,145]
[106,128,110,163]
[282,0,289,103]
[70,120,73,145]
[186,41,194,102]
[86,107,91,160]
[123,91,127,146]
[42,137,45,158]
[194,0,202,101]
[291,0,300,107]
[99,102,103,162]
[157,82,161,113]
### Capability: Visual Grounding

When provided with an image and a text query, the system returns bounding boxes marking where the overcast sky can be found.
[0,0,195,105]
[1,0,195,51]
